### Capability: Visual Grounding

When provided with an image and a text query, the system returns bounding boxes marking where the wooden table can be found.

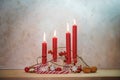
[0,69,120,80]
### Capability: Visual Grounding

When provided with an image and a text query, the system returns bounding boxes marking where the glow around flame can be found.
[67,23,69,32]
[54,30,56,37]
[73,19,76,25]
[43,32,46,41]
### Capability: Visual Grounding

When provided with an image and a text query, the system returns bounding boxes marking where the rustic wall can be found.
[0,0,120,69]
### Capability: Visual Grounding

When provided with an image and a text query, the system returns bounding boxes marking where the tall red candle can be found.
[42,32,47,64]
[66,23,71,64]
[72,19,77,64]
[52,30,57,62]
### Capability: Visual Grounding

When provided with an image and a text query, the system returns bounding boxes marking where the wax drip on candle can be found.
[67,23,69,32]
[43,32,46,41]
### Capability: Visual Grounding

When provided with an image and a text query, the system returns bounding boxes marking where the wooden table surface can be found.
[0,69,120,80]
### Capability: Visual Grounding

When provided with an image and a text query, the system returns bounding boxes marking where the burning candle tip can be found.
[67,23,69,32]
[54,30,56,37]
[73,19,76,25]
[43,32,46,41]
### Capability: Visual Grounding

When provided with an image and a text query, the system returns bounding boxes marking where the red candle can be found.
[72,19,77,64]
[66,23,71,64]
[42,32,47,64]
[52,30,57,62]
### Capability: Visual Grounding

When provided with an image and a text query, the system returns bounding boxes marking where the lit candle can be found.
[72,19,77,64]
[42,32,47,64]
[66,23,71,64]
[52,30,57,62]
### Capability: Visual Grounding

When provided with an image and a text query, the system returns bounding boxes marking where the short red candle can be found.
[52,30,57,62]
[42,32,47,64]
[66,23,71,64]
[72,20,77,64]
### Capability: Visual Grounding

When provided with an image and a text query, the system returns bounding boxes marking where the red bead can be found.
[59,52,63,56]
[77,66,82,71]
[64,60,66,62]
[24,67,29,72]
[55,67,62,71]
[76,70,81,73]
[48,50,53,54]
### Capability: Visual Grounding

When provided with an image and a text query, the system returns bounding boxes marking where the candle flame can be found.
[73,19,76,25]
[43,32,46,41]
[67,23,69,32]
[54,30,56,36]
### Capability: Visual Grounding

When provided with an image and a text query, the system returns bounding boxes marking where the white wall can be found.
[0,0,120,69]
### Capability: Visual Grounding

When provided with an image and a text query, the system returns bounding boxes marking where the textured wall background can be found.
[0,0,120,69]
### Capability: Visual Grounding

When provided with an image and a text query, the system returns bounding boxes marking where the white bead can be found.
[50,65,55,71]
[72,66,77,72]
[41,66,48,71]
